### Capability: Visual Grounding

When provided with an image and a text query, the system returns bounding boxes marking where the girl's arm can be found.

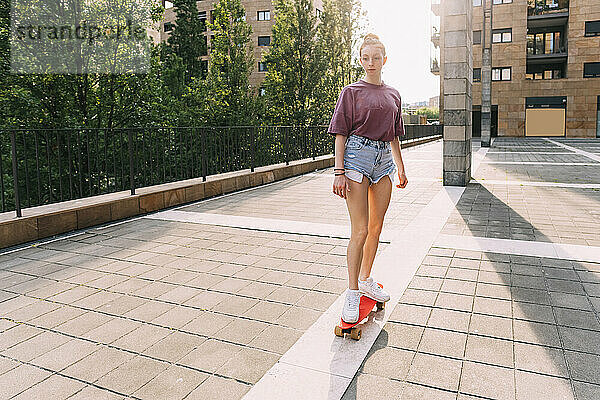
[390,136,408,188]
[334,134,347,171]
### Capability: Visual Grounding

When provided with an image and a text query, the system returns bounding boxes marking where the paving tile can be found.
[213,318,269,345]
[406,352,462,392]
[426,308,470,332]
[441,279,476,296]
[382,322,424,351]
[359,346,413,380]
[401,288,438,307]
[182,312,235,336]
[573,381,600,400]
[133,364,208,400]
[341,372,404,400]
[95,355,169,395]
[465,335,513,368]
[185,374,250,400]
[178,339,243,373]
[559,326,600,355]
[216,347,279,384]
[435,292,473,312]
[275,305,321,330]
[12,373,86,400]
[62,346,136,382]
[469,314,513,340]
[0,364,52,399]
[513,319,561,347]
[81,318,141,344]
[150,305,204,329]
[3,330,71,362]
[554,308,600,331]
[400,382,456,399]
[418,327,466,358]
[514,342,569,378]
[459,361,515,400]
[473,296,512,317]
[550,292,593,311]
[515,370,574,400]
[246,324,303,354]
[512,302,555,324]
[389,304,432,325]
[111,324,172,353]
[0,324,43,351]
[565,351,600,385]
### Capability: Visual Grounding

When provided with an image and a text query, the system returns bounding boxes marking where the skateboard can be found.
[334,283,386,340]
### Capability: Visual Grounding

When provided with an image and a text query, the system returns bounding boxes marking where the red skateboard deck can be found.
[334,283,386,340]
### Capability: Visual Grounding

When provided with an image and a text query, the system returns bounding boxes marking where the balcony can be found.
[430,57,440,75]
[527,0,568,23]
[431,28,440,46]
[431,0,440,16]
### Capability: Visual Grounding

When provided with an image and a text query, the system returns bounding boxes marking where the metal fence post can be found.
[10,131,22,218]
[250,126,256,172]
[128,129,135,195]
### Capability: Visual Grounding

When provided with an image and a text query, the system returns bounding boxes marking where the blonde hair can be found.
[360,33,386,57]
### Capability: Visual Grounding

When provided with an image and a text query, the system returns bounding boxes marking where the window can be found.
[526,65,563,79]
[258,36,271,46]
[493,0,512,3]
[198,11,207,31]
[492,28,512,43]
[164,22,173,32]
[473,68,481,82]
[315,8,323,18]
[201,35,208,56]
[258,62,268,72]
[210,10,215,24]
[585,21,600,37]
[257,10,271,21]
[527,30,563,55]
[473,30,482,45]
[473,0,482,6]
[492,67,511,81]
[584,62,600,78]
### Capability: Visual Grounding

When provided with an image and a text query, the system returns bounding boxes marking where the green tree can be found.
[263,0,326,126]
[203,0,256,126]
[167,0,208,83]
[316,0,365,119]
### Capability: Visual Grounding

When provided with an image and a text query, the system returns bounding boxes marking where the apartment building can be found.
[430,0,600,137]
[157,0,323,88]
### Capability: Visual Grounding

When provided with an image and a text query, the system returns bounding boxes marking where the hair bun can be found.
[364,33,380,42]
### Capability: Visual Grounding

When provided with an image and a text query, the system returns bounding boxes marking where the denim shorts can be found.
[343,135,397,186]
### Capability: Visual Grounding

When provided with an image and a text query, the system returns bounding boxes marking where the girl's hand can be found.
[396,171,408,189]
[333,175,350,199]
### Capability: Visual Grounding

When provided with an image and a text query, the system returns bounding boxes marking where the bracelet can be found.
[334,168,345,171]
[334,172,345,176]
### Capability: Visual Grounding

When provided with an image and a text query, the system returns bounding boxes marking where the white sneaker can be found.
[342,289,361,323]
[358,277,390,302]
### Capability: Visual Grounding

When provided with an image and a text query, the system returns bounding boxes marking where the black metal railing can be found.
[0,124,442,216]
[527,0,569,16]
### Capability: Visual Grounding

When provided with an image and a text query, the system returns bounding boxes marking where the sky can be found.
[360,0,440,104]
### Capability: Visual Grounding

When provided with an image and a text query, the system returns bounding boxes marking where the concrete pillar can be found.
[442,0,473,186]
[481,0,492,147]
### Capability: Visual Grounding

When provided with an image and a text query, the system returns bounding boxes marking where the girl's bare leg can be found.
[344,175,370,290]
[359,175,393,280]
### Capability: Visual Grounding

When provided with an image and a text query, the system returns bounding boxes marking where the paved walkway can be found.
[0,137,599,399]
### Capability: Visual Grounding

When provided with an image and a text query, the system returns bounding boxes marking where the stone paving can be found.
[344,137,600,400]
[1,137,600,399]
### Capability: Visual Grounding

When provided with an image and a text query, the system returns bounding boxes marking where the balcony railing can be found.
[527,0,569,16]
[1,125,443,216]
[430,58,440,73]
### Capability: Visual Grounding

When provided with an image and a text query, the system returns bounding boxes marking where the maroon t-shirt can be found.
[327,79,405,142]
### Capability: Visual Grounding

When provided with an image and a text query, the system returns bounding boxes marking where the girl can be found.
[328,33,408,323]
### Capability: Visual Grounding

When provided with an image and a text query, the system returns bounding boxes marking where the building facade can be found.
[157,0,323,88]
[431,0,600,138]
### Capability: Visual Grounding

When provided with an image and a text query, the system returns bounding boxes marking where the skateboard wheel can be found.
[350,327,361,340]
[376,302,385,311]
[334,325,344,337]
